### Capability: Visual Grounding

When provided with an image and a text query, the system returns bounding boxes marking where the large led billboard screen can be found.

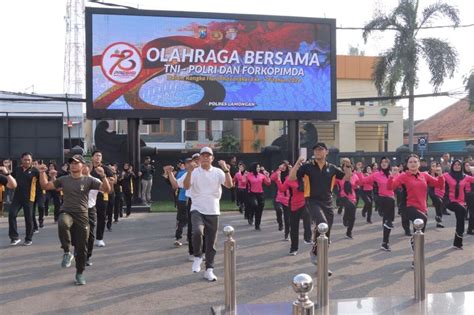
[86,8,336,120]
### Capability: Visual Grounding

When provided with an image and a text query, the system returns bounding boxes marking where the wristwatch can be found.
[223,170,229,173]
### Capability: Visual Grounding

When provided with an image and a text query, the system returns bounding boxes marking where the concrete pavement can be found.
[1,208,473,314]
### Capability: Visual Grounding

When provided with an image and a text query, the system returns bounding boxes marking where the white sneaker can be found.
[203,268,217,281]
[192,257,202,273]
[96,240,106,247]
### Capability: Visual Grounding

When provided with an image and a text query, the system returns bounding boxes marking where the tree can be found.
[363,0,459,151]
[216,135,240,152]
[464,68,474,111]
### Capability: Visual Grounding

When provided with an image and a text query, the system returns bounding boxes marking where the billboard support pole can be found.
[288,119,299,164]
[127,118,141,201]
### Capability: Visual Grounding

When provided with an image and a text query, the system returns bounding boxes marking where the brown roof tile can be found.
[414,98,474,141]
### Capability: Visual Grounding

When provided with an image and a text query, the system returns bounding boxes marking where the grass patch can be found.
[150,200,239,213]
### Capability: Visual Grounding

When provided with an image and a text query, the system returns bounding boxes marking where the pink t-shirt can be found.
[388,171,444,213]
[442,173,474,204]
[359,171,394,198]
[233,172,248,189]
[277,179,305,211]
[246,173,271,193]
[270,171,290,206]
[337,176,359,203]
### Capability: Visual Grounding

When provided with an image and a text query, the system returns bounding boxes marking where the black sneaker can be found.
[442,211,450,216]
[436,223,445,228]
[435,216,442,223]
[288,250,298,256]
[24,241,33,246]
[467,230,474,235]
[345,233,353,239]
[86,259,93,266]
[409,237,414,253]
[10,239,21,246]
[380,243,391,251]
[383,221,394,229]
[39,222,44,228]
[255,226,261,231]
[367,220,373,224]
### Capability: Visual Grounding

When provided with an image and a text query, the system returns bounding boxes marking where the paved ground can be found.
[1,208,473,314]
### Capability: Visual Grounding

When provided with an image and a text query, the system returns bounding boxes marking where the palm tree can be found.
[363,0,460,151]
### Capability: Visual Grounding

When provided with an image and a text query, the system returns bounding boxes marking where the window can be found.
[355,123,388,152]
[150,119,175,135]
[185,120,198,141]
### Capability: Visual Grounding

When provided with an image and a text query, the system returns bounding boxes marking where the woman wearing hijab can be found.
[275,159,312,255]
[463,160,474,235]
[359,165,374,224]
[427,161,445,228]
[270,161,291,239]
[442,159,474,248]
[359,157,397,251]
[336,158,359,239]
[245,162,271,230]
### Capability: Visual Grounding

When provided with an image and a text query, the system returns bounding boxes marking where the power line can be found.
[337,23,474,30]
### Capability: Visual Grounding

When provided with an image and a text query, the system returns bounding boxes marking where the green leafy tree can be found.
[216,135,240,152]
[363,0,460,151]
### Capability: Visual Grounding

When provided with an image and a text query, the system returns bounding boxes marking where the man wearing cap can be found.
[39,155,110,285]
[139,156,155,204]
[289,142,349,265]
[171,147,233,281]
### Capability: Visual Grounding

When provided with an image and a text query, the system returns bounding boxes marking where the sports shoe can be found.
[442,210,450,216]
[33,229,39,234]
[383,221,394,229]
[345,233,353,239]
[366,220,373,224]
[451,245,463,250]
[255,226,261,231]
[10,239,21,246]
[409,237,414,253]
[405,231,413,237]
[289,250,298,256]
[75,273,86,285]
[62,252,74,268]
[24,241,33,246]
[192,257,203,273]
[203,268,217,281]
[467,230,474,235]
[380,243,391,252]
[188,255,195,262]
[304,240,314,245]
[174,240,183,247]
[86,259,93,266]
[95,240,106,247]
[39,222,44,228]
[283,234,290,241]
[411,261,414,270]
[435,216,442,223]
[436,223,445,228]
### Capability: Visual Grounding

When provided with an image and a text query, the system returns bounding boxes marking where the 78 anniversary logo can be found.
[100,42,142,84]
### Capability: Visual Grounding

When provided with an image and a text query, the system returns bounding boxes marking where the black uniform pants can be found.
[9,199,34,242]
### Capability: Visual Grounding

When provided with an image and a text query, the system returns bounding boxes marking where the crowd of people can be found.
[1,146,473,285]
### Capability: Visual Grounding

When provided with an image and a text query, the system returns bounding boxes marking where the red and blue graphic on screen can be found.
[92,14,332,112]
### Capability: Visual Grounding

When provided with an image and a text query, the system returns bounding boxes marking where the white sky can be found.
[0,0,472,120]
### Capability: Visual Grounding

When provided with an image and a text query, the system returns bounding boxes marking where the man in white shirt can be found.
[171,147,233,281]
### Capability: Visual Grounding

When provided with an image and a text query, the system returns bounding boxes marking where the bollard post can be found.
[413,219,426,301]
[292,274,315,315]
[223,226,236,314]
[316,223,329,310]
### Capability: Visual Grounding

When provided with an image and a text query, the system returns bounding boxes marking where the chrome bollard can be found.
[223,226,237,314]
[292,274,315,315]
[317,223,329,310]
[413,219,426,301]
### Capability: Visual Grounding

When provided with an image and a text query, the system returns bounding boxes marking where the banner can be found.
[86,8,336,120]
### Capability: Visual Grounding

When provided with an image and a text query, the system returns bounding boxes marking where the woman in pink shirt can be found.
[336,158,359,239]
[245,162,271,230]
[427,161,445,228]
[270,161,291,240]
[388,154,444,232]
[233,162,248,218]
[442,159,474,248]
[464,160,474,235]
[359,157,397,251]
[276,159,312,255]
[359,165,374,224]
